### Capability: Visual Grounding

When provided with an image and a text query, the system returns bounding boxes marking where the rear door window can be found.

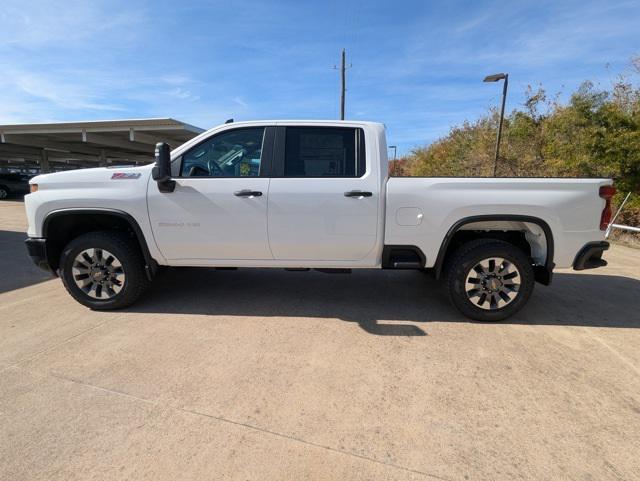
[283,127,365,177]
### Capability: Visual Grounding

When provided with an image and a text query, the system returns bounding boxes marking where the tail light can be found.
[30,184,38,193]
[599,185,616,230]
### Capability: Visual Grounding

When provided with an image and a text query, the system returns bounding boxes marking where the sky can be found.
[1,0,639,155]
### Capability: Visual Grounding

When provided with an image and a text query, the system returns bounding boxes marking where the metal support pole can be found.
[40,149,50,173]
[608,223,640,234]
[99,149,107,167]
[605,192,632,238]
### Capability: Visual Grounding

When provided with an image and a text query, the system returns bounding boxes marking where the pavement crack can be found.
[179,406,452,481]
[32,369,451,481]
[580,327,640,378]
[47,371,159,405]
[1,321,108,373]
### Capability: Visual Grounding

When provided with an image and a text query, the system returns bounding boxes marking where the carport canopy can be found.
[0,118,205,172]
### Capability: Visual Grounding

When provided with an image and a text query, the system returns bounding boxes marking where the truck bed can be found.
[385,177,611,268]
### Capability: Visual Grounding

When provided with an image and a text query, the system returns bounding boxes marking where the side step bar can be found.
[382,245,426,269]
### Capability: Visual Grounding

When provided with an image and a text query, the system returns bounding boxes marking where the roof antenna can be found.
[225,118,234,124]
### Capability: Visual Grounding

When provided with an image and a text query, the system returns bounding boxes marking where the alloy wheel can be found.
[72,248,126,299]
[464,257,521,310]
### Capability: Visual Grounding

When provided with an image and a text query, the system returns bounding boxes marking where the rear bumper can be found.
[573,241,609,270]
[25,237,56,275]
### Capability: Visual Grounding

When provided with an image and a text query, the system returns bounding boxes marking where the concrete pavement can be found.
[1,199,639,480]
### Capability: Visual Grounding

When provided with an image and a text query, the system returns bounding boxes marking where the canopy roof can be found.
[0,118,205,171]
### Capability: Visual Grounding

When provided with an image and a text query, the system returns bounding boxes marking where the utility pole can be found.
[340,48,346,120]
[335,48,351,120]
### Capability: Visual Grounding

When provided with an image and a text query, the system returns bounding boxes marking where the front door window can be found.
[180,128,265,178]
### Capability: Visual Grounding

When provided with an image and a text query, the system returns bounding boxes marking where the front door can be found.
[147,126,273,261]
[267,126,379,261]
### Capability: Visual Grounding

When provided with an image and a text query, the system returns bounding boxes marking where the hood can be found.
[31,164,153,187]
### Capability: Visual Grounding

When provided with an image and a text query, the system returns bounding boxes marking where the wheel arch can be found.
[42,209,158,279]
[433,214,555,285]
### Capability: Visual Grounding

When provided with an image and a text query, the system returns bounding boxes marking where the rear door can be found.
[267,125,378,261]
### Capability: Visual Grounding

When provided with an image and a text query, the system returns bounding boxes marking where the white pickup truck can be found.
[24,120,615,321]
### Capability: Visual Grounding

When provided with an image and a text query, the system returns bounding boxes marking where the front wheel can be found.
[60,231,149,310]
[445,239,535,322]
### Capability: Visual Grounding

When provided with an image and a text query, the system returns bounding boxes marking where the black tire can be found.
[444,238,535,322]
[0,185,9,200]
[60,231,149,310]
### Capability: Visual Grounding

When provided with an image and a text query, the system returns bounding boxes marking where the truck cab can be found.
[148,121,387,267]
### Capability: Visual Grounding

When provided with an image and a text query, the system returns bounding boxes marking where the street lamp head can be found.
[483,73,507,82]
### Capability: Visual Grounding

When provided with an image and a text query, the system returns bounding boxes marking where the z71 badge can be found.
[111,173,141,179]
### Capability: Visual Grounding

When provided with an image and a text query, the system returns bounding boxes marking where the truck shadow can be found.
[0,229,54,294]
[129,267,640,335]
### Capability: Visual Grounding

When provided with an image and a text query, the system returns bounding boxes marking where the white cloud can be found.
[166,87,199,101]
[6,71,124,111]
[233,97,249,108]
[161,75,194,86]
[454,13,491,33]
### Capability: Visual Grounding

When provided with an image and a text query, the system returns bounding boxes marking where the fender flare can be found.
[42,208,158,279]
[433,214,555,284]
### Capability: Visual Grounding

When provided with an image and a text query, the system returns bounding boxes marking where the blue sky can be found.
[1,0,639,154]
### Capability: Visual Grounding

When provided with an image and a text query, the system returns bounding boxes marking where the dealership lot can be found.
[1,199,639,480]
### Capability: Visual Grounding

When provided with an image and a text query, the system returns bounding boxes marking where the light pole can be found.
[483,72,508,176]
[388,145,399,175]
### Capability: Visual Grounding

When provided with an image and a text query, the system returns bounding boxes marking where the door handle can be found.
[344,190,373,198]
[234,189,263,197]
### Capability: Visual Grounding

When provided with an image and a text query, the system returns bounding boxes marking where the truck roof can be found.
[210,119,385,128]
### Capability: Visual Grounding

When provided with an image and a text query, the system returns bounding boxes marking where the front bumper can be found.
[573,241,609,270]
[25,237,56,275]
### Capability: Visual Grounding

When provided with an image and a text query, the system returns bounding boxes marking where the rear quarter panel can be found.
[385,178,612,268]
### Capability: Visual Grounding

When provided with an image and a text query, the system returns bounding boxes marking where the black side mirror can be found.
[152,142,175,192]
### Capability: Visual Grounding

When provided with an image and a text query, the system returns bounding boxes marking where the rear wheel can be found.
[445,239,535,321]
[60,231,149,310]
[0,186,9,199]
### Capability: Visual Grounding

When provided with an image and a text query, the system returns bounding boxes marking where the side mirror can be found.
[152,142,175,192]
